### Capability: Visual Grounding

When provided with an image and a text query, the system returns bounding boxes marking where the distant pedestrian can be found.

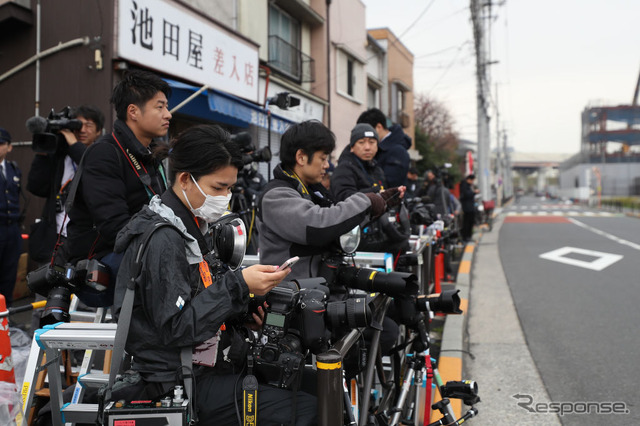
[0,127,23,306]
[357,108,411,188]
[460,174,478,241]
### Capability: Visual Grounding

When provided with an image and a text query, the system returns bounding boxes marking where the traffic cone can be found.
[0,294,16,384]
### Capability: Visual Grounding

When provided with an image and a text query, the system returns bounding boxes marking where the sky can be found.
[363,0,640,155]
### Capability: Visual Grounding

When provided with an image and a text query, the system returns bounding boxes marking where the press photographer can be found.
[26,105,104,264]
[112,124,316,425]
[61,70,170,308]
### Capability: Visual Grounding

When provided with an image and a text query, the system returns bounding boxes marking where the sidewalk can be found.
[440,213,561,424]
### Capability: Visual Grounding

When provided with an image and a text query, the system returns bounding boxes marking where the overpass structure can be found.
[510,152,573,194]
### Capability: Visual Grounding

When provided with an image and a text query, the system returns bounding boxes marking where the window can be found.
[337,48,363,102]
[367,82,381,109]
[269,5,300,49]
[347,58,355,97]
[268,5,314,82]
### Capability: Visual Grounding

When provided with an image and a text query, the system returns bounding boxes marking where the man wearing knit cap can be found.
[331,123,387,202]
[0,127,23,306]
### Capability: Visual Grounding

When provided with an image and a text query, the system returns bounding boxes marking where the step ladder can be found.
[20,313,117,426]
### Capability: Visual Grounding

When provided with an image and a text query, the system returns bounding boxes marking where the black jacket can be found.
[331,150,386,202]
[113,189,249,383]
[27,142,87,261]
[376,124,411,188]
[0,160,21,224]
[459,180,476,213]
[66,120,167,261]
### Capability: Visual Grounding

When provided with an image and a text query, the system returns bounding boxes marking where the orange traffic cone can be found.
[0,294,16,384]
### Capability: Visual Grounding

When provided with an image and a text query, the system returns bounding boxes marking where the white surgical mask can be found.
[183,175,231,223]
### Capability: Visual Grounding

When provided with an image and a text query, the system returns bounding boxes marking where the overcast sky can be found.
[363,0,640,154]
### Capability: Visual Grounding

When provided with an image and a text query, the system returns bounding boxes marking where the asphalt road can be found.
[499,196,640,425]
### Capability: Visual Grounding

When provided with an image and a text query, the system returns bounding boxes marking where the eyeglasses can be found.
[79,120,96,130]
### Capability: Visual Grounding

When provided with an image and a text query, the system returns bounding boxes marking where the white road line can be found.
[552,211,563,216]
[569,218,640,251]
[522,211,533,216]
[583,211,595,216]
[539,246,623,271]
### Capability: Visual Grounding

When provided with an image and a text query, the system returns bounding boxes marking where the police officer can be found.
[0,127,23,306]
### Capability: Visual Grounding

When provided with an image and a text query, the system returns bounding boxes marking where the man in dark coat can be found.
[459,174,478,241]
[27,105,105,264]
[331,123,386,202]
[0,127,22,306]
[357,108,411,187]
[65,70,171,306]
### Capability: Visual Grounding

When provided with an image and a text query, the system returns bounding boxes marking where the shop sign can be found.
[117,0,259,103]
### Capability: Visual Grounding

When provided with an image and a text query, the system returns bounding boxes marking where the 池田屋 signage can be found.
[116,0,259,103]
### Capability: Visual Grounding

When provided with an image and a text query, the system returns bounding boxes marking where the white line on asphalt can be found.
[539,246,623,271]
[569,218,640,251]
[552,211,563,216]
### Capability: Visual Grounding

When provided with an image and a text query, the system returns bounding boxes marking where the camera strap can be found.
[242,356,258,426]
[112,132,167,200]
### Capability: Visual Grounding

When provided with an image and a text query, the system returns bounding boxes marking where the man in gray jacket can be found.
[257,120,399,280]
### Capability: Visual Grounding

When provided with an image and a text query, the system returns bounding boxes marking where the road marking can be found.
[569,218,640,251]
[539,246,623,271]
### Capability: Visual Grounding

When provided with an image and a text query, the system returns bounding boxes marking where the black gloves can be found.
[380,187,402,208]
[364,192,386,218]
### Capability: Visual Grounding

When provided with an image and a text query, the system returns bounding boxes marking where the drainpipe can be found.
[326,0,331,130]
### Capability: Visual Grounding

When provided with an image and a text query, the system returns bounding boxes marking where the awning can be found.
[165,78,295,134]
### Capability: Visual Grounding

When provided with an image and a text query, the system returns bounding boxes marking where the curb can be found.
[435,234,479,419]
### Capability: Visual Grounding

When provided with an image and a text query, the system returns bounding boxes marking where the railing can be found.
[268,35,315,83]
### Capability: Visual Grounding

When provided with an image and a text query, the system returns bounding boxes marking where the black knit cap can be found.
[350,123,378,147]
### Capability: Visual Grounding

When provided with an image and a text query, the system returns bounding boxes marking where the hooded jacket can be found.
[376,124,411,188]
[66,119,167,262]
[113,189,249,383]
[331,150,387,202]
[257,164,372,281]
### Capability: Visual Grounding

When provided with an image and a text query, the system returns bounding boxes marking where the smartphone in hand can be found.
[276,256,299,272]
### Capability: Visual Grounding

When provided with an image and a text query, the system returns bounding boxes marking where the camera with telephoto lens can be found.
[251,278,375,389]
[26,259,110,326]
[26,106,83,155]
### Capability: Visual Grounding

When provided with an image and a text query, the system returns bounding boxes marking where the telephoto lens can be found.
[326,297,372,330]
[416,289,462,314]
[336,266,419,296]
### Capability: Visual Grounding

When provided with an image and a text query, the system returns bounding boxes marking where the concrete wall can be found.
[559,162,640,196]
[328,0,368,156]
[368,28,414,147]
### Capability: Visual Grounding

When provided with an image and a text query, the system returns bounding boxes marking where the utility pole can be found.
[471,0,492,202]
[495,83,502,205]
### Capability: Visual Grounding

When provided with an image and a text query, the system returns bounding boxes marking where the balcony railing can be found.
[268,35,315,83]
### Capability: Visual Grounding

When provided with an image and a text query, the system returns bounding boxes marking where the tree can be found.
[414,94,463,185]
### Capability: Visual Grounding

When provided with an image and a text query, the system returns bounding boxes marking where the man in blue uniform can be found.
[0,127,23,306]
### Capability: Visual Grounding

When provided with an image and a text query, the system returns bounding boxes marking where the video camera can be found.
[26,259,110,326]
[26,106,83,154]
[230,132,272,166]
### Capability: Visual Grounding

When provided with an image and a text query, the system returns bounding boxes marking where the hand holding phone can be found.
[276,256,299,272]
